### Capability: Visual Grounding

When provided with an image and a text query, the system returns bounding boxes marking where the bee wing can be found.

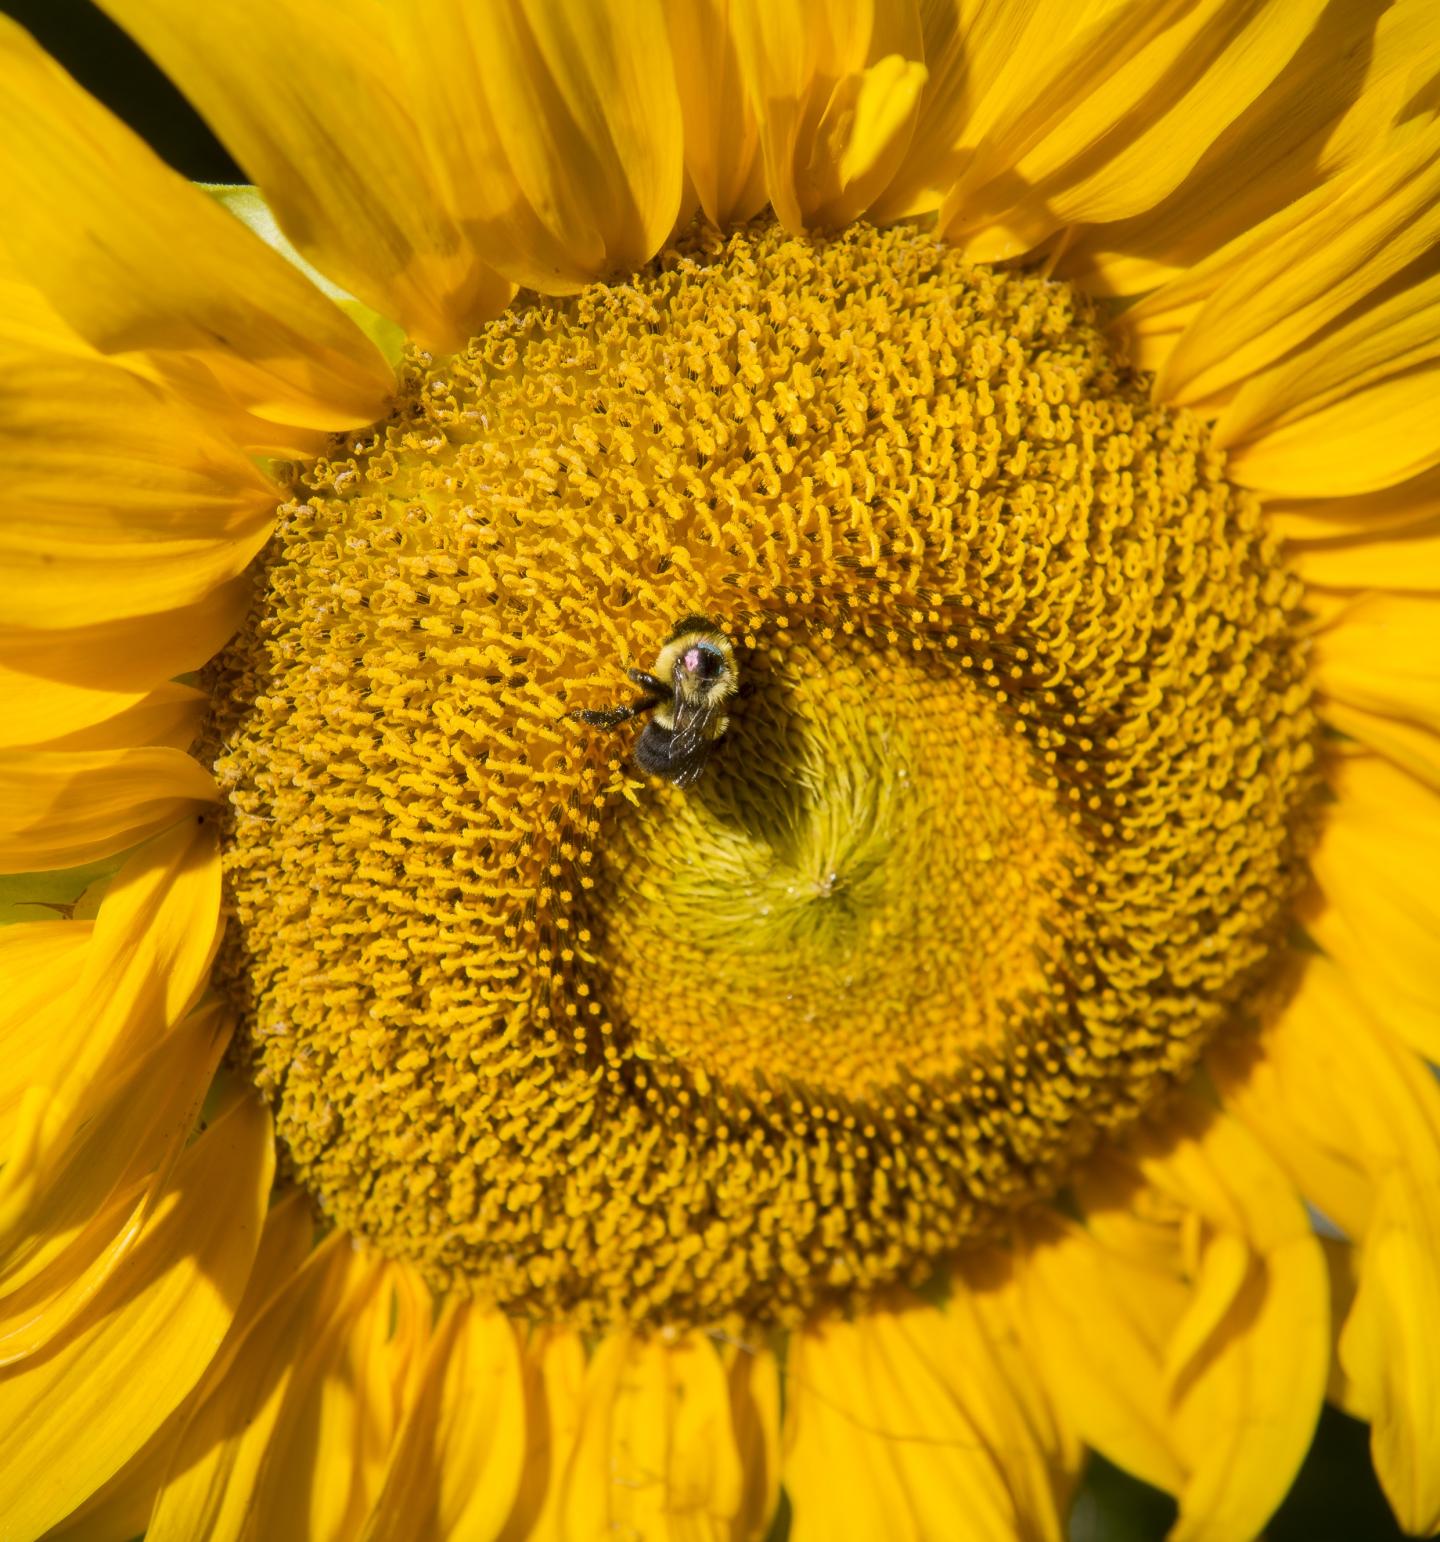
[667,686,721,760]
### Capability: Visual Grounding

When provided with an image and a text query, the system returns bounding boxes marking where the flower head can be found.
[2,3,1439,1539]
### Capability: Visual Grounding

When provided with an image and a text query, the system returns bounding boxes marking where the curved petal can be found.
[1339,1172,1440,1535]
[1211,952,1440,1532]
[560,1330,747,1541]
[97,0,513,351]
[0,527,272,631]
[392,0,685,294]
[732,0,928,232]
[1134,1109,1330,1542]
[1218,274,1440,497]
[867,0,1046,223]
[1311,596,1440,789]
[1317,701,1440,795]
[784,1288,1072,1542]
[1128,115,1440,406]
[0,749,217,872]
[1306,751,1440,1062]
[47,1190,315,1542]
[0,17,393,431]
[782,1314,923,1542]
[940,0,1327,262]
[495,1327,586,1542]
[0,1003,230,1364]
[147,1243,427,1542]
[0,348,273,533]
[0,1086,273,1542]
[1288,515,1440,594]
[0,920,92,1151]
[1022,1102,1328,1542]
[1211,954,1440,1241]
[0,819,223,1237]
[360,1302,526,1542]
[1266,463,1440,541]
[662,0,768,228]
[724,1337,783,1542]
[29,683,208,754]
[1060,0,1440,296]
[0,577,249,741]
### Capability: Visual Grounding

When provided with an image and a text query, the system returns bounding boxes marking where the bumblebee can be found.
[573,616,738,788]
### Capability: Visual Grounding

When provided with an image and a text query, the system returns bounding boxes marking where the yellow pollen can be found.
[205,222,1319,1330]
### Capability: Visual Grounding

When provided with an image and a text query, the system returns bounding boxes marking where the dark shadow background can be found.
[1,3,1410,1539]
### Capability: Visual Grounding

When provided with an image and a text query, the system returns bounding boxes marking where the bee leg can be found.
[571,696,659,730]
[626,669,669,696]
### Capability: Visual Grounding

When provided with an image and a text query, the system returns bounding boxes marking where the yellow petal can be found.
[732,0,927,232]
[0,347,274,537]
[663,0,768,228]
[49,1190,314,1542]
[0,1003,229,1363]
[30,683,208,754]
[1128,1105,1330,1542]
[0,333,277,629]
[1339,1171,1440,1534]
[1317,699,1440,795]
[0,749,216,872]
[147,1242,423,1542]
[1306,751,1440,1062]
[496,1326,587,1542]
[0,527,271,631]
[388,0,684,294]
[0,577,249,745]
[98,0,512,351]
[1025,1102,1328,1541]
[0,920,91,1151]
[21,687,205,758]
[1321,1236,1367,1419]
[202,185,408,370]
[785,1288,1070,1542]
[867,0,1045,222]
[0,1085,272,1541]
[1212,954,1440,1241]
[1019,1209,1188,1499]
[1060,0,1440,296]
[1312,597,1440,783]
[941,0,1326,262]
[0,819,223,1241]
[1267,464,1440,541]
[782,1314,923,1542]
[1217,272,1440,497]
[724,1337,783,1542]
[1138,117,1440,410]
[1288,516,1440,594]
[0,17,393,430]
[952,1246,1083,1514]
[561,1329,745,1541]
[361,1302,525,1542]
[311,1263,432,1542]
[1212,949,1440,1533]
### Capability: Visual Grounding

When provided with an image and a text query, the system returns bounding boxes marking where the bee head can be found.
[682,641,728,684]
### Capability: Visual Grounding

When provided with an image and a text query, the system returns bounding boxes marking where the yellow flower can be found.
[1,1,1438,1538]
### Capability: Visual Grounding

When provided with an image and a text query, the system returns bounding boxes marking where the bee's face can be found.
[681,641,729,688]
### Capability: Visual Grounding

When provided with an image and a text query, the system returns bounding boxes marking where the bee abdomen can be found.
[635,723,710,788]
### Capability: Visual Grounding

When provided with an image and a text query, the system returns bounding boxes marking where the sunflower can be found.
[1,1,1438,1538]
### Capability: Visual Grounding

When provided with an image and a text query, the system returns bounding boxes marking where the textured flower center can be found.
[205,222,1318,1329]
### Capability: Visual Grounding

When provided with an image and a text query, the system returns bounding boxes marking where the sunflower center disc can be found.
[206,221,1319,1329]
